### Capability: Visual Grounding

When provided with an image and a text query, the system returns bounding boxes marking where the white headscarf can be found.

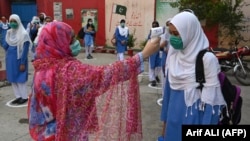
[31,16,40,24]
[6,14,32,59]
[167,11,225,108]
[168,11,209,89]
[118,20,128,37]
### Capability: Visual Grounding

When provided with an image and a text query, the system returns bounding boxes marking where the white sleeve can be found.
[26,23,31,34]
[34,26,43,45]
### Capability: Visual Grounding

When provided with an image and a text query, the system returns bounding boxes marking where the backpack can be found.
[77,27,85,39]
[195,49,242,125]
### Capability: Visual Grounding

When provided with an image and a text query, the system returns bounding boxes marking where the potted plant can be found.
[170,0,248,47]
[127,29,137,56]
[139,39,148,51]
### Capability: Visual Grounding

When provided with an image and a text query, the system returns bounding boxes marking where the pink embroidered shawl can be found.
[28,22,142,141]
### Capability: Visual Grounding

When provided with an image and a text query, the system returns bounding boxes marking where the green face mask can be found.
[70,40,82,57]
[10,22,18,29]
[170,35,184,50]
[120,23,125,27]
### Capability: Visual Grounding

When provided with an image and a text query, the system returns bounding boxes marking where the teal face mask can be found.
[170,35,184,50]
[10,22,18,29]
[70,40,82,57]
[120,23,125,27]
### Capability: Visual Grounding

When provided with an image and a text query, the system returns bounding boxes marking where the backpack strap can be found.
[195,49,208,90]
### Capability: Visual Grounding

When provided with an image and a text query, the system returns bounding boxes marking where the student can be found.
[39,12,46,25]
[114,19,129,61]
[27,21,161,141]
[26,16,40,61]
[159,11,226,141]
[84,18,96,59]
[147,21,162,87]
[160,18,171,80]
[33,16,53,50]
[0,16,10,46]
[1,14,32,105]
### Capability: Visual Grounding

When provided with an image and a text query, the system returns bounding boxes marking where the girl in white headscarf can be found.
[115,19,129,61]
[160,11,226,141]
[2,14,32,105]
[26,16,41,61]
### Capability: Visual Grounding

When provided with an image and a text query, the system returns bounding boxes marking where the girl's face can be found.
[9,19,17,23]
[168,23,180,37]
[9,19,19,29]
[1,17,6,23]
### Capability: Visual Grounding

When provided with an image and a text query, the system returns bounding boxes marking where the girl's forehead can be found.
[10,19,17,22]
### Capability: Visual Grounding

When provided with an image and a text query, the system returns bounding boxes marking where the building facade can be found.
[1,0,250,48]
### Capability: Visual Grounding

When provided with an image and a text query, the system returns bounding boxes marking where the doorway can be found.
[11,2,37,28]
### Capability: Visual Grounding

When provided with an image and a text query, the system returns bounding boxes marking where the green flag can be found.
[113,4,127,16]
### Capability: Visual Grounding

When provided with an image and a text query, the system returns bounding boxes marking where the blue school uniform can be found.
[84,25,95,47]
[161,76,221,141]
[115,27,128,53]
[1,41,30,83]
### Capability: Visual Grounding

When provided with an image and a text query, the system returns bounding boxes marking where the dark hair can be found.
[86,18,96,36]
[120,19,125,23]
[45,16,52,21]
[152,21,159,27]
[87,18,92,23]
[182,9,194,14]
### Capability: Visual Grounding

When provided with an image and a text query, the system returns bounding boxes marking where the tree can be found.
[170,0,249,45]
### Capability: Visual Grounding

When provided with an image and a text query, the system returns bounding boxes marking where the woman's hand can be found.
[141,37,161,59]
[19,64,25,72]
[121,40,127,45]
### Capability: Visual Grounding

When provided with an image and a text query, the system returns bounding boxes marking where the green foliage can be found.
[170,0,249,40]
[127,29,137,49]
[139,39,147,50]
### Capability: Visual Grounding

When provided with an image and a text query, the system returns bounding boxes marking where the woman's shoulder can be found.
[202,51,219,65]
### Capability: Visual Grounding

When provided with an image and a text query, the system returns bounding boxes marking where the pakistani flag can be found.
[113,4,127,16]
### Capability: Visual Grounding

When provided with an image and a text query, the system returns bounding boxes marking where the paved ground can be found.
[0,47,249,141]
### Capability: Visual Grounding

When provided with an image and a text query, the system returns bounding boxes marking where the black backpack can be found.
[195,49,242,125]
[77,27,85,39]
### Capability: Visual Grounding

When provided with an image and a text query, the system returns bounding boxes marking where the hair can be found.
[87,18,92,23]
[86,18,95,31]
[152,21,159,27]
[45,16,52,20]
[182,9,194,14]
[120,19,125,23]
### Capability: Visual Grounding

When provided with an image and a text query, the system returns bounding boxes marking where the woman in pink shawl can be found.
[27,21,160,141]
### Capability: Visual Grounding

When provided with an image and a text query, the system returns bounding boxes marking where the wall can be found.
[0,0,11,18]
[105,0,155,49]
[36,0,106,46]
[2,0,249,48]
[155,0,178,26]
[218,0,250,48]
[241,0,250,46]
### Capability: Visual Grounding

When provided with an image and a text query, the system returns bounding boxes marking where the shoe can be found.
[87,55,91,59]
[11,97,22,104]
[156,76,160,83]
[89,54,93,59]
[17,98,28,104]
[151,80,157,87]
